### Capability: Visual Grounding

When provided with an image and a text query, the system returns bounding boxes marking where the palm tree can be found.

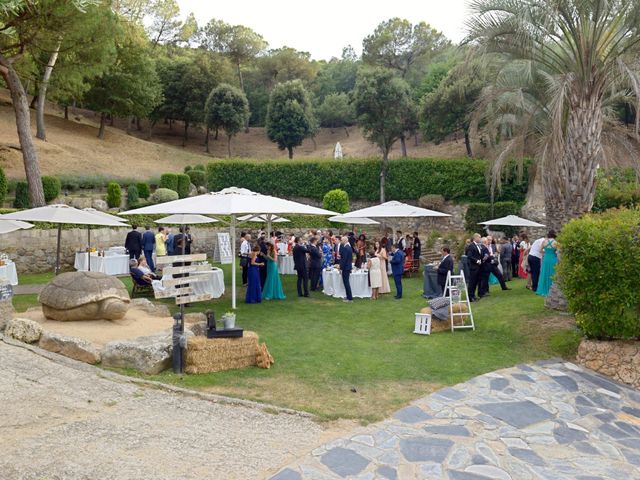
[466,0,640,230]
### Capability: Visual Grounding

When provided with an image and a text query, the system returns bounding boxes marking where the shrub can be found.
[0,166,7,206]
[593,168,640,212]
[184,165,192,173]
[177,173,191,199]
[13,181,29,208]
[464,202,521,233]
[160,173,179,191]
[150,188,179,204]
[42,176,61,203]
[206,158,530,202]
[187,169,206,188]
[136,182,150,199]
[106,182,122,209]
[194,164,206,171]
[323,189,349,214]
[127,184,139,207]
[557,208,640,339]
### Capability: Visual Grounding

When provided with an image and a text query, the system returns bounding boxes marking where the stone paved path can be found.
[274,360,640,480]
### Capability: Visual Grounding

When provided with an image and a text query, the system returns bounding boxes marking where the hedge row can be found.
[206,158,530,202]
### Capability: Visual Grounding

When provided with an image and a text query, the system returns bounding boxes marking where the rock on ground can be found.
[101,333,174,374]
[39,331,101,364]
[130,298,170,317]
[5,317,43,343]
[0,298,14,331]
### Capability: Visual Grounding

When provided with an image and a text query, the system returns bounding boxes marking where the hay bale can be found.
[256,343,274,369]
[420,305,471,333]
[185,331,259,374]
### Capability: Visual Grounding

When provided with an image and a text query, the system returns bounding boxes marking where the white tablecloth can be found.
[277,255,295,275]
[322,268,371,299]
[74,252,130,276]
[0,262,18,286]
[160,268,224,299]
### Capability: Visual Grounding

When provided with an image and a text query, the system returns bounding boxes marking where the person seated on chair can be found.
[130,259,154,285]
[137,256,158,279]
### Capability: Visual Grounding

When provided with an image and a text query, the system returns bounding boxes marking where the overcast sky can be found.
[176,0,471,60]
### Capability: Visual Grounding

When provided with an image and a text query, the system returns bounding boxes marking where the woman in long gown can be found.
[376,240,391,294]
[536,232,558,297]
[263,243,286,300]
[518,233,530,279]
[245,246,264,304]
[367,250,382,299]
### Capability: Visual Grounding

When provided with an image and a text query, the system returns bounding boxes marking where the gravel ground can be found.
[0,338,324,480]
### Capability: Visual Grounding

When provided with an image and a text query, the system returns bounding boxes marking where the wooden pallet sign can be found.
[154,286,193,299]
[162,264,212,276]
[175,293,212,305]
[162,275,210,288]
[156,253,207,265]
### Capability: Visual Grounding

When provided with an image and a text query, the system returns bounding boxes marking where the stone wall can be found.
[577,338,640,389]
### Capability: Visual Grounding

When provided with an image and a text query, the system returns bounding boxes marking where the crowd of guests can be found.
[239,229,421,303]
[124,224,194,272]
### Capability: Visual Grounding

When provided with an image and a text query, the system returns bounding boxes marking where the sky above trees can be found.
[176,0,469,60]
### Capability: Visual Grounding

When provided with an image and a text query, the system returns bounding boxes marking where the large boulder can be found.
[5,318,43,343]
[0,297,15,331]
[70,197,93,209]
[101,333,173,374]
[39,331,101,364]
[130,298,170,318]
[39,271,130,321]
[91,199,109,211]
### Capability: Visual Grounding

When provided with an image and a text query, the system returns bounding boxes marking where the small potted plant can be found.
[221,311,236,329]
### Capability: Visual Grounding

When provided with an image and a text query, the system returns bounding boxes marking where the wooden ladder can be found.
[444,271,475,332]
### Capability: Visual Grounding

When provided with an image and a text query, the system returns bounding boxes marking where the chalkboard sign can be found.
[0,282,13,301]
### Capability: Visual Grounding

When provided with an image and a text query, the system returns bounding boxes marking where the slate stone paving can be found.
[273,360,640,479]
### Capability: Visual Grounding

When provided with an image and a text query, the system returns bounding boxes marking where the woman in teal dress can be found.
[536,231,558,297]
[263,242,286,300]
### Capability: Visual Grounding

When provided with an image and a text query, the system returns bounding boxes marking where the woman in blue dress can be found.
[321,237,333,269]
[246,245,264,304]
[262,243,286,300]
[536,231,559,297]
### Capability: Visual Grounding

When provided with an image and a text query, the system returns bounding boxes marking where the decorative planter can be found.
[222,314,236,330]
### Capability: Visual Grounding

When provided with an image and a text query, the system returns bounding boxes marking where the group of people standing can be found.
[240,232,287,304]
[124,224,193,272]
[510,231,559,296]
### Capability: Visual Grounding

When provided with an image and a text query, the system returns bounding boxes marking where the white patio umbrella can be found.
[0,204,129,274]
[0,219,34,235]
[329,215,379,225]
[237,214,290,236]
[154,214,219,225]
[479,215,546,228]
[120,187,337,308]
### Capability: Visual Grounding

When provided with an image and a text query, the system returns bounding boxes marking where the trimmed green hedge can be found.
[557,208,640,339]
[187,169,206,188]
[106,182,122,209]
[150,188,179,204]
[127,184,139,208]
[177,173,190,199]
[323,189,349,213]
[136,182,150,199]
[160,173,179,191]
[42,176,61,203]
[206,158,529,202]
[13,181,29,208]
[464,202,521,233]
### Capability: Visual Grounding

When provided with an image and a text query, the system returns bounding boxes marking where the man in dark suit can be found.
[465,233,483,301]
[292,236,309,297]
[307,236,322,291]
[389,243,406,299]
[437,246,454,291]
[484,236,510,292]
[124,225,142,260]
[141,225,156,271]
[338,236,353,302]
[412,231,421,261]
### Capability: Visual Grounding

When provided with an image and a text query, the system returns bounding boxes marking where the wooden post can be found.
[55,225,62,275]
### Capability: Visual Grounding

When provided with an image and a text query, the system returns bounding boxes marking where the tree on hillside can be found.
[467,0,640,230]
[84,24,162,139]
[313,47,359,101]
[353,68,413,202]
[316,92,355,134]
[258,47,319,87]
[204,83,250,157]
[265,80,316,159]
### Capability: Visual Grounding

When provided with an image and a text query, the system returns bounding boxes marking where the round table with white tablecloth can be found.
[74,252,130,276]
[160,267,225,299]
[322,268,371,299]
[277,255,295,275]
[0,261,19,286]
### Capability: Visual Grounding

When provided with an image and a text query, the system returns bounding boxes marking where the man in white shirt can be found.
[240,232,251,287]
[528,236,545,292]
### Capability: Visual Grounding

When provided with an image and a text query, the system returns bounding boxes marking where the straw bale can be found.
[185,331,259,374]
[420,305,470,333]
[256,343,274,369]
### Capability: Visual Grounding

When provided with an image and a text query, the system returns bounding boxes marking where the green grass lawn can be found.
[13,266,580,422]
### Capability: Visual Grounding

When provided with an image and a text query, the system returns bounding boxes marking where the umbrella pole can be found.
[267,214,272,240]
[87,227,91,272]
[55,224,62,275]
[231,214,237,309]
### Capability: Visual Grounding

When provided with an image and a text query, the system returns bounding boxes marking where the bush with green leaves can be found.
[464,202,521,233]
[0,166,7,206]
[207,158,530,202]
[13,181,29,208]
[42,176,61,203]
[127,184,139,207]
[184,165,192,173]
[194,164,205,171]
[136,182,150,199]
[323,189,349,214]
[187,169,206,188]
[592,168,640,212]
[106,182,122,209]
[556,208,640,339]
[177,173,191,199]
[150,188,179,204]
[160,173,179,191]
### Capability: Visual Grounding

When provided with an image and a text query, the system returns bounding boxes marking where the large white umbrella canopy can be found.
[0,204,129,274]
[329,215,379,225]
[340,201,450,219]
[121,187,337,308]
[237,214,290,223]
[0,219,34,235]
[154,214,219,225]
[82,207,127,224]
[480,215,546,228]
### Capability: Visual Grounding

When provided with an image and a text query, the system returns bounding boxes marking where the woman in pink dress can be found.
[376,239,391,294]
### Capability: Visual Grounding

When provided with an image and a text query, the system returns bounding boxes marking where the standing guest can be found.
[367,249,382,300]
[339,236,353,302]
[258,235,268,288]
[511,235,520,278]
[347,231,356,250]
[528,235,545,292]
[292,236,310,297]
[184,227,193,254]
[465,233,484,302]
[124,224,142,260]
[536,231,559,297]
[397,231,406,251]
[484,237,511,292]
[240,232,251,287]
[355,234,366,268]
[405,234,413,254]
[321,237,333,270]
[332,235,341,264]
[478,237,492,297]
[155,227,167,257]
[389,243,406,299]
[499,238,513,281]
[165,228,175,256]
[436,246,454,292]
[262,243,286,300]
[412,232,421,262]
[246,245,264,304]
[307,237,323,291]
[142,226,156,271]
[518,233,530,280]
[376,239,391,294]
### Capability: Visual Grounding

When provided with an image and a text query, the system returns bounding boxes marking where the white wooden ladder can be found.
[444,271,475,332]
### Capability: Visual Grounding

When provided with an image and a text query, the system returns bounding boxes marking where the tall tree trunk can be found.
[205,125,210,153]
[109,114,114,126]
[464,130,472,157]
[414,133,419,147]
[400,135,407,157]
[147,119,156,140]
[126,115,134,135]
[36,41,61,141]
[98,112,106,139]
[311,136,317,150]
[64,105,69,120]
[287,146,293,159]
[182,120,189,147]
[380,150,389,202]
[0,60,45,206]
[214,126,219,140]
[136,116,142,131]
[29,91,38,109]
[227,135,232,158]
[344,127,349,137]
